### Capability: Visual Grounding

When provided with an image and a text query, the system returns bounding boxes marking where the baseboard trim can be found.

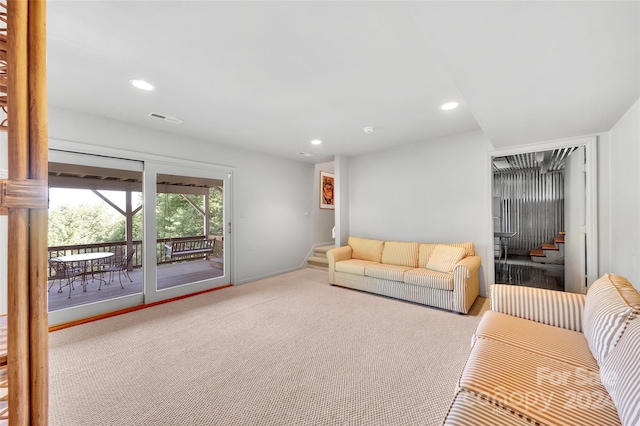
[234,266,303,285]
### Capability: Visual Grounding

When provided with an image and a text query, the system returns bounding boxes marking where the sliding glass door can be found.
[48,150,144,325]
[143,162,231,304]
[47,152,232,325]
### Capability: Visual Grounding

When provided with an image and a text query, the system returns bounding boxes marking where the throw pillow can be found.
[583,273,640,365]
[426,244,466,273]
[599,316,640,426]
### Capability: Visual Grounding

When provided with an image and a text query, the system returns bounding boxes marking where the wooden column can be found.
[2,0,49,424]
[7,1,31,424]
[27,1,49,424]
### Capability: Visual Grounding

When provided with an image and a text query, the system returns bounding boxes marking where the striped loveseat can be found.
[327,237,481,314]
[443,273,640,426]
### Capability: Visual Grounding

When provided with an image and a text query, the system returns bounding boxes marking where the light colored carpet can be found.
[49,268,489,426]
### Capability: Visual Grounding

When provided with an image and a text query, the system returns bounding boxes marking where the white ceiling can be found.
[46,1,639,164]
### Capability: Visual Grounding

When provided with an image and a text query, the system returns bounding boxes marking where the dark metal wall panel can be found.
[493,170,564,252]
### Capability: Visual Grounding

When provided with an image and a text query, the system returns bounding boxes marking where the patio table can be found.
[53,252,114,292]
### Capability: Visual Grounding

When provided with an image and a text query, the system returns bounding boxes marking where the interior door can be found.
[564,146,587,294]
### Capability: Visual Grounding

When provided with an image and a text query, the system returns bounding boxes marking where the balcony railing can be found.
[47,235,223,278]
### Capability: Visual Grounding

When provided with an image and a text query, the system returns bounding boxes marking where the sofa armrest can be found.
[452,256,481,314]
[327,246,352,284]
[491,284,586,332]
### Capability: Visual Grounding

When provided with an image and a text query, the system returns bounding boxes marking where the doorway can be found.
[488,137,598,294]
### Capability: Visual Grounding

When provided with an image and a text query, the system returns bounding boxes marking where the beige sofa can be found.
[327,237,481,314]
[443,273,640,426]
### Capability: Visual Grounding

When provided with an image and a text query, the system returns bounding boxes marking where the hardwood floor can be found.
[47,260,224,312]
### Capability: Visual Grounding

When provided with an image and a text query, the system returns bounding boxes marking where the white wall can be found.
[311,162,335,245]
[608,98,640,288]
[335,155,350,247]
[597,132,611,278]
[348,131,494,296]
[48,107,315,285]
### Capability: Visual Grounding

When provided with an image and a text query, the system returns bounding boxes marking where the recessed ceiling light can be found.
[130,79,155,91]
[310,139,322,145]
[364,127,374,134]
[440,102,459,110]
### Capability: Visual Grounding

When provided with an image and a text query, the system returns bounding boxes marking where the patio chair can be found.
[48,258,85,298]
[100,250,135,288]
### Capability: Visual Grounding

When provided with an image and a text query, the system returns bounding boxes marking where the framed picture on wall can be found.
[319,170,335,210]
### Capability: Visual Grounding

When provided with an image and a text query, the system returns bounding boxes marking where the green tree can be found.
[156,188,223,239]
[48,203,122,246]
[209,187,223,236]
[48,188,221,247]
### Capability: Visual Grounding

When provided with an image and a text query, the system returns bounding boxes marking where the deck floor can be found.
[48,260,224,312]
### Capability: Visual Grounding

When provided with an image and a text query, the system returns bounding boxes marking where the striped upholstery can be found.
[453,257,481,314]
[418,243,438,267]
[333,271,455,312]
[327,246,353,283]
[474,311,598,371]
[583,274,640,365]
[491,284,585,332]
[328,237,480,314]
[599,317,640,426]
[364,264,413,282]
[426,245,466,273]
[403,268,454,291]
[347,237,384,262]
[334,259,379,275]
[460,338,621,426]
[418,242,475,268]
[448,241,476,257]
[381,241,419,267]
[443,390,535,425]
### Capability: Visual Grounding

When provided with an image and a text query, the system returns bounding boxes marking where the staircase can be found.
[307,245,334,270]
[530,233,565,264]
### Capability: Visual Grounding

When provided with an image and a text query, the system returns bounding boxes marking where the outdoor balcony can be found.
[47,236,224,312]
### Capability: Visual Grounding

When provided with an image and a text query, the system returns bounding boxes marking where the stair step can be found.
[554,236,565,244]
[542,243,559,251]
[530,249,545,257]
[307,256,329,268]
[314,245,335,254]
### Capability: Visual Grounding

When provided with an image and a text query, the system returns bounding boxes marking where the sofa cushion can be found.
[403,268,454,291]
[449,241,476,257]
[443,390,534,425]
[419,242,475,268]
[381,241,419,268]
[426,244,466,273]
[583,273,640,365]
[335,259,379,276]
[599,317,640,426]
[460,338,620,426]
[474,311,598,371]
[365,264,414,282]
[348,237,384,262]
